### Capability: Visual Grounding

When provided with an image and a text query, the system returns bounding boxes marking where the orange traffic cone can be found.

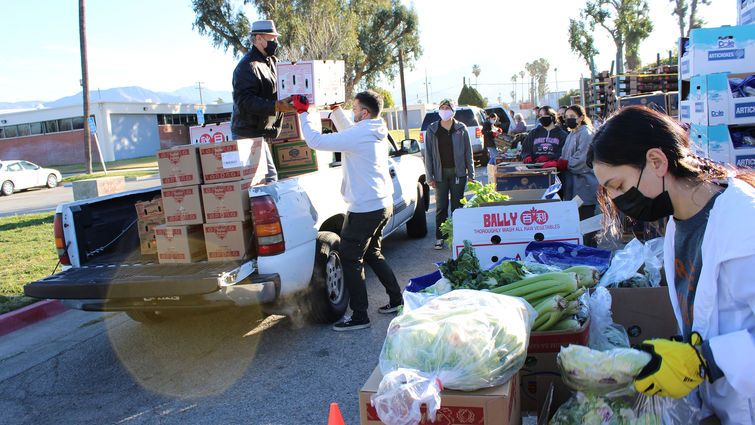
[328,402,345,425]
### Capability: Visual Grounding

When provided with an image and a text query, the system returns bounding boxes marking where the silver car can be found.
[0,160,62,196]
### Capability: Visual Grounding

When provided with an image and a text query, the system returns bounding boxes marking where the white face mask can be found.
[439,109,454,121]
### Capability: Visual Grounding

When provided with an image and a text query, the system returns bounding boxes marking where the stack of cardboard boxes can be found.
[154,138,267,264]
[134,197,165,255]
[679,24,755,168]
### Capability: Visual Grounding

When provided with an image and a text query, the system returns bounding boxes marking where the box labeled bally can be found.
[199,138,267,184]
[451,201,582,270]
[189,122,231,144]
[690,24,755,76]
[359,366,520,425]
[203,221,252,261]
[277,60,346,106]
[270,113,303,142]
[155,224,206,264]
[706,72,755,126]
[201,179,252,223]
[162,185,204,225]
[156,145,202,188]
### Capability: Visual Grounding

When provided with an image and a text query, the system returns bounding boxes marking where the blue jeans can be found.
[487,147,498,165]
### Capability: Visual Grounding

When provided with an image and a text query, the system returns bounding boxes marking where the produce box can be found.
[451,201,582,270]
[271,139,318,178]
[198,138,268,184]
[528,317,590,354]
[687,74,709,125]
[201,179,252,223]
[137,213,165,255]
[679,36,692,81]
[706,72,755,126]
[203,220,252,262]
[617,93,668,114]
[155,224,206,264]
[519,352,570,416]
[608,286,679,345]
[270,113,303,143]
[693,124,755,167]
[359,366,521,425]
[134,198,163,218]
[162,185,204,226]
[495,168,555,192]
[156,145,203,188]
[189,122,231,144]
[740,0,755,25]
[276,60,346,106]
[689,24,755,77]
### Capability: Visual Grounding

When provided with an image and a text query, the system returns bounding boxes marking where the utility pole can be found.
[424,68,429,104]
[79,0,92,174]
[398,49,409,140]
[554,67,559,94]
[196,81,205,105]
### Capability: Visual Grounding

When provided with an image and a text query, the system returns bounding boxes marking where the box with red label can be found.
[156,145,202,188]
[201,179,252,223]
[203,220,252,262]
[161,185,204,226]
[155,224,206,264]
[137,214,166,255]
[134,198,163,218]
[270,113,303,142]
[199,138,267,184]
[451,201,582,270]
[359,366,520,425]
[189,122,231,144]
[277,60,346,106]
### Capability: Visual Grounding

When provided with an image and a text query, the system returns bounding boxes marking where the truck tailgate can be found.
[25,261,249,299]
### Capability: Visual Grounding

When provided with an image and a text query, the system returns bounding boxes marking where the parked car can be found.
[419,105,489,165]
[0,160,62,196]
[484,105,514,134]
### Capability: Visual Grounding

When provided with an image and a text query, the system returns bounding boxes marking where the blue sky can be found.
[0,0,735,104]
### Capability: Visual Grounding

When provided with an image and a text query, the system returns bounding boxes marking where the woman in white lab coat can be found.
[586,106,755,425]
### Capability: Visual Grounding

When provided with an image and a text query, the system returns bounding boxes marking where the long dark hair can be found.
[567,104,592,129]
[586,106,755,238]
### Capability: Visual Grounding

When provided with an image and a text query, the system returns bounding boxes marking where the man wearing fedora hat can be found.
[231,19,296,183]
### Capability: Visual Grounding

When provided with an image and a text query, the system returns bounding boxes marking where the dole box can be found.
[690,24,755,76]
[162,185,204,226]
[706,72,755,126]
[156,145,202,188]
[451,201,581,270]
[199,138,268,184]
[201,179,252,223]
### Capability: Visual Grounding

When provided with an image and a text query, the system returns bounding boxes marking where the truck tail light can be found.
[475,127,482,138]
[419,132,424,142]
[53,213,71,266]
[250,195,285,256]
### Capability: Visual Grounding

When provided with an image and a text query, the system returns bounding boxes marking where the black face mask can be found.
[611,166,674,222]
[264,40,278,56]
[566,118,579,129]
[539,116,553,127]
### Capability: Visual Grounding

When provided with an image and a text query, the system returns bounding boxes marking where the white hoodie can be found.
[298,109,393,213]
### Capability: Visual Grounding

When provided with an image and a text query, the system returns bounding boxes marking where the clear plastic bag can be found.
[557,345,651,397]
[549,392,636,425]
[371,369,442,425]
[588,287,630,351]
[632,393,702,425]
[599,238,664,288]
[374,290,536,425]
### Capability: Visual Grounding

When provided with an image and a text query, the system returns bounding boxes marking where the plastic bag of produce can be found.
[599,238,663,288]
[588,287,630,351]
[557,345,651,397]
[549,392,637,425]
[371,369,442,425]
[373,289,535,425]
[632,393,702,425]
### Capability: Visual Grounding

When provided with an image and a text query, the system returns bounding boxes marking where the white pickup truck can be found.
[23,117,428,324]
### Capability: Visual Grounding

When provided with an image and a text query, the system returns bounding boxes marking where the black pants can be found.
[434,168,466,239]
[340,207,401,319]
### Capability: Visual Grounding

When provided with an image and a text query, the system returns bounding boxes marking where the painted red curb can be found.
[0,300,67,338]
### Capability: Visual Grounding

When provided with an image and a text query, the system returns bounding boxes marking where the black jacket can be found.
[482,121,497,148]
[520,126,568,161]
[231,46,283,139]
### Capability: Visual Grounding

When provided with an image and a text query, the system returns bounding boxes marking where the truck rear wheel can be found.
[126,310,167,323]
[305,231,349,323]
[405,182,428,238]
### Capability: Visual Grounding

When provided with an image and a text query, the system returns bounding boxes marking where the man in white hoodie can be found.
[293,90,401,331]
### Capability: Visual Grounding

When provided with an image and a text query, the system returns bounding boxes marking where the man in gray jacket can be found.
[423,99,474,249]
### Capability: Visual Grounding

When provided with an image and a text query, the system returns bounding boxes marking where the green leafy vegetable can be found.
[439,181,510,243]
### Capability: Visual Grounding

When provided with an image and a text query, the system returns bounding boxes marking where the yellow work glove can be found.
[633,332,709,399]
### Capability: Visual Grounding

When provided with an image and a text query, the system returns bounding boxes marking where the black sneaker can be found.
[332,316,371,332]
[377,302,402,314]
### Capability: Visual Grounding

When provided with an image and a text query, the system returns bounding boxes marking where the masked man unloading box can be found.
[231,19,296,183]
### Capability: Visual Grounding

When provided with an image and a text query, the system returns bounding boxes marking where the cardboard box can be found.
[201,179,252,223]
[739,0,755,25]
[271,139,318,177]
[519,352,571,415]
[688,74,709,125]
[198,138,268,184]
[608,286,680,345]
[528,318,590,354]
[689,124,711,159]
[496,169,555,192]
[203,220,252,262]
[451,201,582,269]
[155,224,206,264]
[189,122,231,144]
[690,24,755,77]
[359,366,521,425]
[680,99,692,123]
[699,124,755,167]
[270,113,303,143]
[162,185,204,226]
[135,198,163,218]
[277,60,346,106]
[617,93,668,113]
[137,214,166,255]
[706,72,755,126]
[157,145,203,188]
[679,36,692,81]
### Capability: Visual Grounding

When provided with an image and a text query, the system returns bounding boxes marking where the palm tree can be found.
[510,74,518,103]
[472,64,481,88]
[519,71,525,104]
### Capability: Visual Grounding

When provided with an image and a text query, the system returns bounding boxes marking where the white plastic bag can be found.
[557,345,651,397]
[642,238,664,287]
[373,290,536,425]
[587,287,630,351]
[599,238,664,288]
[371,369,442,425]
[633,393,702,425]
